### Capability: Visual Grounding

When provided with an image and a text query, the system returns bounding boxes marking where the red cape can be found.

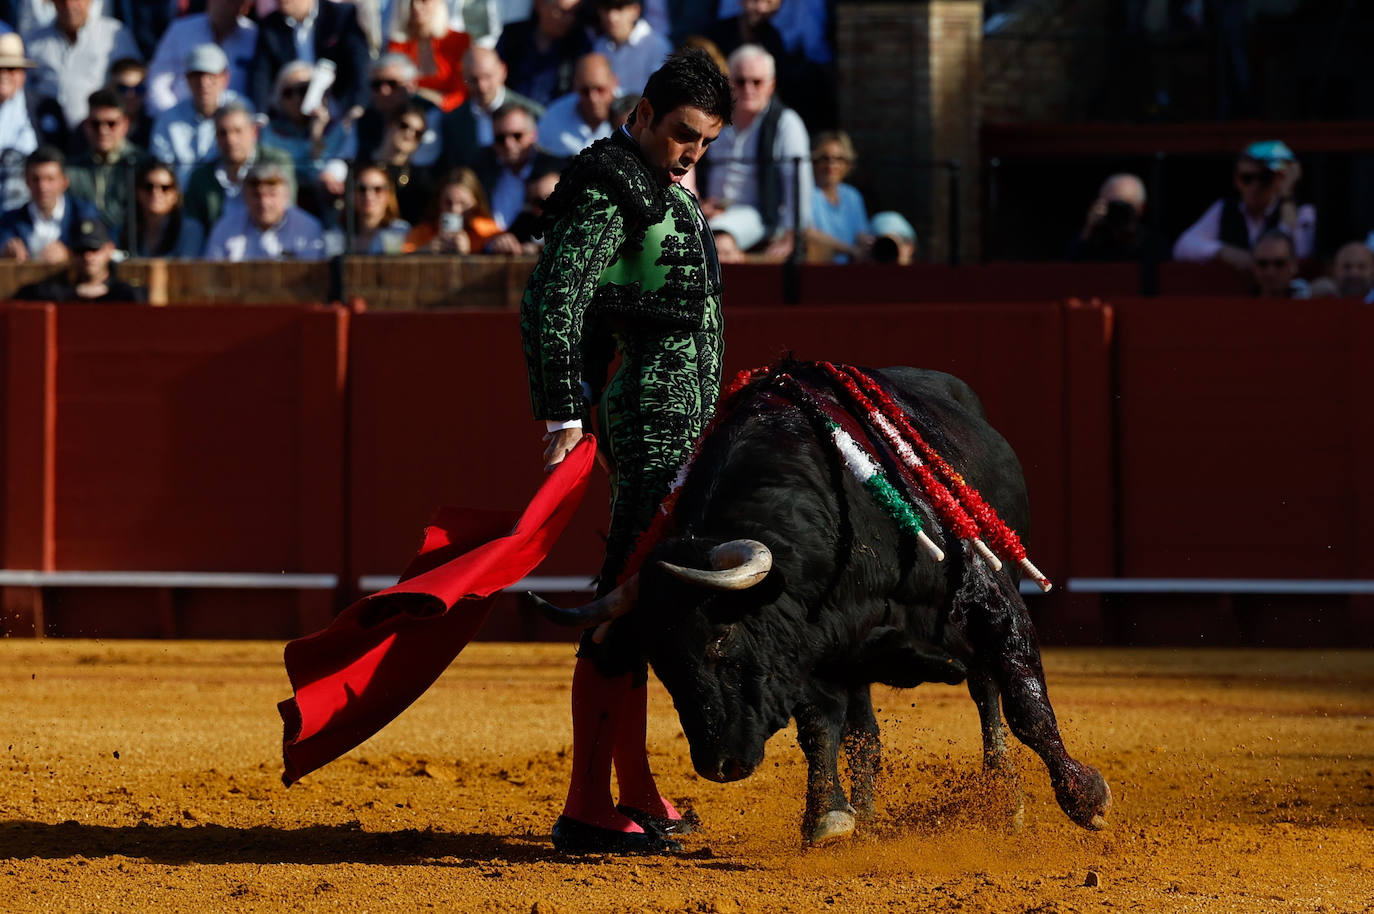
[278,436,597,786]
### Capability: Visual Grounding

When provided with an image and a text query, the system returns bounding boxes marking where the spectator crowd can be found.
[1,0,1371,303]
[1070,137,1374,301]
[0,0,860,301]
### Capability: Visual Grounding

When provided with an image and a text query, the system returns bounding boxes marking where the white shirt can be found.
[205,204,332,261]
[1173,197,1318,262]
[592,19,671,95]
[0,89,38,159]
[25,194,65,254]
[24,16,143,127]
[144,14,260,117]
[537,91,612,157]
[705,103,812,233]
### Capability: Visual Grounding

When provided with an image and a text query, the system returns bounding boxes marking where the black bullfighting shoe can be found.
[616,804,702,836]
[551,816,683,855]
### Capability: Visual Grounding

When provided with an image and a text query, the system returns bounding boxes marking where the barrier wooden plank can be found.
[12,304,351,637]
[0,304,56,634]
[1052,298,1117,642]
[51,305,346,571]
[1112,297,1360,579]
[343,256,535,310]
[1158,261,1254,296]
[797,263,1141,305]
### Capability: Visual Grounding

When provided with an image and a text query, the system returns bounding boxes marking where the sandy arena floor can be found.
[0,640,1370,913]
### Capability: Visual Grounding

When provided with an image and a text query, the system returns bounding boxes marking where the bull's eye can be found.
[705,625,735,660]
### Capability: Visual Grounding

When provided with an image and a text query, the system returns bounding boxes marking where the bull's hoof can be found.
[616,804,702,836]
[806,809,856,846]
[1053,760,1112,831]
[551,816,683,855]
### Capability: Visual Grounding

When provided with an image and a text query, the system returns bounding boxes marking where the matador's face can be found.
[632,100,722,186]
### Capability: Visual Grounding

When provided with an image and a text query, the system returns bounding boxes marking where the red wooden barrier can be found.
[1157,261,1255,296]
[2,304,349,638]
[1107,297,1372,644]
[0,304,56,634]
[5,294,1368,645]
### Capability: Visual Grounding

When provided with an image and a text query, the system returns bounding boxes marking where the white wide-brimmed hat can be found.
[0,33,38,70]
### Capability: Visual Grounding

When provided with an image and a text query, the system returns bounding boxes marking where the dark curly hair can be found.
[640,47,733,128]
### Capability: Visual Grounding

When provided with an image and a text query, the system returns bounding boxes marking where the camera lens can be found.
[871,236,899,264]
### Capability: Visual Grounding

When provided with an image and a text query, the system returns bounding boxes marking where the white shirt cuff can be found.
[545,418,583,433]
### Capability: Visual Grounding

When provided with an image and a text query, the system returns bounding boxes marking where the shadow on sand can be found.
[0,819,589,867]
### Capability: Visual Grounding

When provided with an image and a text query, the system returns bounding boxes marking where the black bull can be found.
[535,365,1111,844]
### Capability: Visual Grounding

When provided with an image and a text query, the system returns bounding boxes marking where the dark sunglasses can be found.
[1236,169,1276,187]
[280,83,310,99]
[141,180,175,192]
[117,83,146,96]
[370,78,402,91]
[88,117,123,130]
[1254,258,1290,269]
[396,121,425,135]
[495,130,527,143]
[731,77,766,88]
[813,154,850,164]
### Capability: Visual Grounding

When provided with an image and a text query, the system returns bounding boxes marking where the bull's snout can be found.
[701,756,753,783]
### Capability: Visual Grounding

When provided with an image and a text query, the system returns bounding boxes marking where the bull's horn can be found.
[658,539,773,590]
[526,575,639,627]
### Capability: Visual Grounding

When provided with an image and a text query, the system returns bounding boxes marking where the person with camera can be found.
[1173,140,1316,271]
[1069,172,1163,262]
[402,166,502,254]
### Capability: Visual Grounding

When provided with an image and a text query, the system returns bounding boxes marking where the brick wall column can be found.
[836,1,982,264]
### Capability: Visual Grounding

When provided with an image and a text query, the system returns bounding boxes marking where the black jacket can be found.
[249,2,372,112]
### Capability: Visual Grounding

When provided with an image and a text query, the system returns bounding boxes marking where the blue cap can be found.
[1243,140,1295,171]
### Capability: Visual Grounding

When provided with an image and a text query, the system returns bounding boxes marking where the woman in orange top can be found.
[405,167,503,254]
[388,0,472,112]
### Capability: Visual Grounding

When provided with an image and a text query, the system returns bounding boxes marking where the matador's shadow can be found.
[0,819,583,866]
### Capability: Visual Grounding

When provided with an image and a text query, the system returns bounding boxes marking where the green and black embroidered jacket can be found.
[520,129,724,423]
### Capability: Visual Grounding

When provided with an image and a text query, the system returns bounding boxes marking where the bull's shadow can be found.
[0,820,584,867]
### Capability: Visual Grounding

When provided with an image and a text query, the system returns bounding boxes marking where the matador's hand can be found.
[542,426,585,473]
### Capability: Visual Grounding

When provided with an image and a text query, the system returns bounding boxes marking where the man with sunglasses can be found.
[436,46,544,175]
[1174,140,1317,270]
[700,43,810,258]
[109,58,151,149]
[474,101,564,231]
[66,87,150,246]
[325,54,441,187]
[520,47,732,855]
